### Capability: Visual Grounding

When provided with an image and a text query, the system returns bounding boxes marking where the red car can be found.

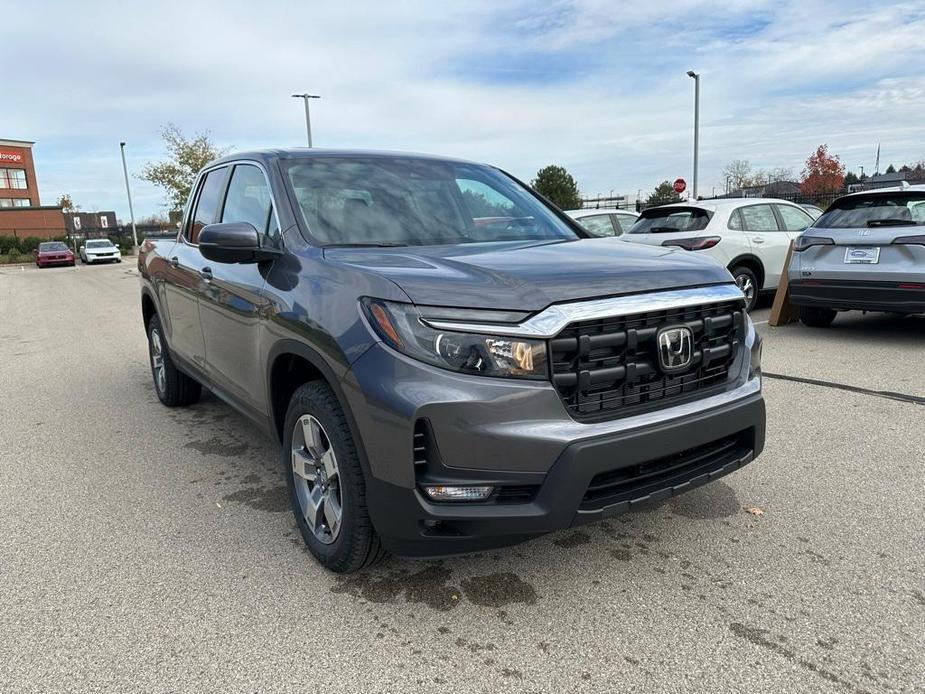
[35,241,76,268]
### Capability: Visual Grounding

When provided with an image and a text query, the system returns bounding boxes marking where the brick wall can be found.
[0,207,67,239]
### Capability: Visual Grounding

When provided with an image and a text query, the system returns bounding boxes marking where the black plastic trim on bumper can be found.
[367,390,765,558]
[789,280,925,314]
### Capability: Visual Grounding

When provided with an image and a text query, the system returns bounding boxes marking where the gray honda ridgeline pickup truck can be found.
[139,149,765,573]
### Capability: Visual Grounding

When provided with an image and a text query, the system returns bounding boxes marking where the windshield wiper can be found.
[323,242,408,248]
[867,219,916,227]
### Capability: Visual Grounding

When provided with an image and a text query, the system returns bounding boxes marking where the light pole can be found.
[291,93,321,147]
[687,70,700,200]
[119,142,139,252]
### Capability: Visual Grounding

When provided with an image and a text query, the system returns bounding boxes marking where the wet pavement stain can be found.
[331,564,462,611]
[184,436,250,457]
[729,623,870,694]
[222,485,289,512]
[460,572,538,608]
[611,549,632,561]
[553,530,591,548]
[668,481,740,519]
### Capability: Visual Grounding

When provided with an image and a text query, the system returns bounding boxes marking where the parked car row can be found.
[567,187,923,322]
[32,238,123,268]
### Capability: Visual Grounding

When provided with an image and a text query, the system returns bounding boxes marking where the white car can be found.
[566,208,639,237]
[621,198,815,310]
[79,238,122,264]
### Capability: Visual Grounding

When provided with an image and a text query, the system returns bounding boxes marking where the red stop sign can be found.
[673,178,687,194]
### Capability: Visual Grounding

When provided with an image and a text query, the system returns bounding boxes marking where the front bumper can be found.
[367,387,764,557]
[37,257,74,266]
[344,330,765,557]
[86,253,121,263]
[789,279,925,314]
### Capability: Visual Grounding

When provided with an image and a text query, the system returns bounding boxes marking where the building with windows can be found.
[0,138,65,239]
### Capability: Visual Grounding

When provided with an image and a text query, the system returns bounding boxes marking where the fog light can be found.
[423,485,494,501]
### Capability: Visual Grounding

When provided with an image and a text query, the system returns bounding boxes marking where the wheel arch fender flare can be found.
[727,253,765,288]
[265,339,373,478]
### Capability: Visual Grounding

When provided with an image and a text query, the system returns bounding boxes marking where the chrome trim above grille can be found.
[422,283,745,338]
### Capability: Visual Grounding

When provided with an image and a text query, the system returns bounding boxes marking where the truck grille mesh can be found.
[549,299,746,422]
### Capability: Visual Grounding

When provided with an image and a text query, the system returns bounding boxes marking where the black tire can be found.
[799,306,837,328]
[147,314,201,407]
[283,381,385,573]
[730,265,759,312]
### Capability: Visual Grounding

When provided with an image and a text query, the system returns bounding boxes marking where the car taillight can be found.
[893,235,925,246]
[793,235,835,251]
[660,236,721,251]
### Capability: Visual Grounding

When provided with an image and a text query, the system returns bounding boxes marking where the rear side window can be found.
[775,204,813,231]
[222,165,274,237]
[187,168,227,244]
[577,214,616,237]
[614,213,637,233]
[627,207,712,233]
[739,204,780,232]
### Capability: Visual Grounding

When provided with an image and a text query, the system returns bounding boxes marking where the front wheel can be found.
[731,266,759,312]
[283,381,385,573]
[799,306,837,328]
[147,314,201,406]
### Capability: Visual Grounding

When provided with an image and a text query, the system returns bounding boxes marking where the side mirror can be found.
[199,222,280,264]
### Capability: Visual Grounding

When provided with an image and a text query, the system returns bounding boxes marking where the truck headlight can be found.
[361,298,547,379]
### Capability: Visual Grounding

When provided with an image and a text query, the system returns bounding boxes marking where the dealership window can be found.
[0,198,30,207]
[0,168,27,189]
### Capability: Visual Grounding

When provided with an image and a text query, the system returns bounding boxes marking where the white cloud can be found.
[4,0,924,215]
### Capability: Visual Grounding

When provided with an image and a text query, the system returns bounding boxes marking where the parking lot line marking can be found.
[763,372,925,407]
[753,320,769,325]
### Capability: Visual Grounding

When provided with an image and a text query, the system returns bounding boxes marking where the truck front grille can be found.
[549,298,745,422]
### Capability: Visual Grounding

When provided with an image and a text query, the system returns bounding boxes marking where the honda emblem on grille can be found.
[657,326,693,372]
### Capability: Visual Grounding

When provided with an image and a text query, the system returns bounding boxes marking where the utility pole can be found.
[119,142,139,252]
[291,93,321,147]
[687,70,700,200]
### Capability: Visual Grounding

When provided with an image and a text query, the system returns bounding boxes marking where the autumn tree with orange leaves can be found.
[800,144,845,196]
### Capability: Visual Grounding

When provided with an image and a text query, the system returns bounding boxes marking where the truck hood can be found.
[324,238,732,311]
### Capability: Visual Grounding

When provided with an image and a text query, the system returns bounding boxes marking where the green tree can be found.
[646,181,682,206]
[141,124,229,213]
[531,165,582,210]
[885,164,896,174]
[843,171,859,187]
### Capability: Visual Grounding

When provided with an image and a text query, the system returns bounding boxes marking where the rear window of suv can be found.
[626,207,712,233]
[814,192,925,228]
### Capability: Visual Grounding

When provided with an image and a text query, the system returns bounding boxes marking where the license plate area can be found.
[844,246,880,264]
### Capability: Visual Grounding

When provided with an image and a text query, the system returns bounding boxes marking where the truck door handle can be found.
[169,256,180,267]
[199,267,213,281]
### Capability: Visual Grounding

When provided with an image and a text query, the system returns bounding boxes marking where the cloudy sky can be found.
[5,0,925,218]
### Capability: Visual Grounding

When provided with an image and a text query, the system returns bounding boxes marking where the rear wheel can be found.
[799,306,837,328]
[147,314,202,406]
[283,381,385,573]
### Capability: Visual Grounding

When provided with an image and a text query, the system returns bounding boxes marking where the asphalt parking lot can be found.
[1,261,922,693]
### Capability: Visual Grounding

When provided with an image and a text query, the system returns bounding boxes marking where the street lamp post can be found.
[119,142,139,252]
[687,70,700,200]
[291,93,321,147]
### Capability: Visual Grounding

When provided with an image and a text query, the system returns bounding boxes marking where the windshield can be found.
[284,157,580,247]
[39,242,68,252]
[626,207,712,233]
[814,193,925,228]
[86,239,113,248]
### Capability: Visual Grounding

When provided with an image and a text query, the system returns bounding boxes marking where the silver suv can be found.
[788,185,925,326]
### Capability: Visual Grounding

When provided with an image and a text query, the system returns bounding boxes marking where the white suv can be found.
[621,198,815,310]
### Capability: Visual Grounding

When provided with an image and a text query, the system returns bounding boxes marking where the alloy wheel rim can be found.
[736,274,755,306]
[291,415,343,545]
[150,329,166,394]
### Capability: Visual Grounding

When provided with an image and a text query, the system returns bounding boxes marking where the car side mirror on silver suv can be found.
[199,222,281,264]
